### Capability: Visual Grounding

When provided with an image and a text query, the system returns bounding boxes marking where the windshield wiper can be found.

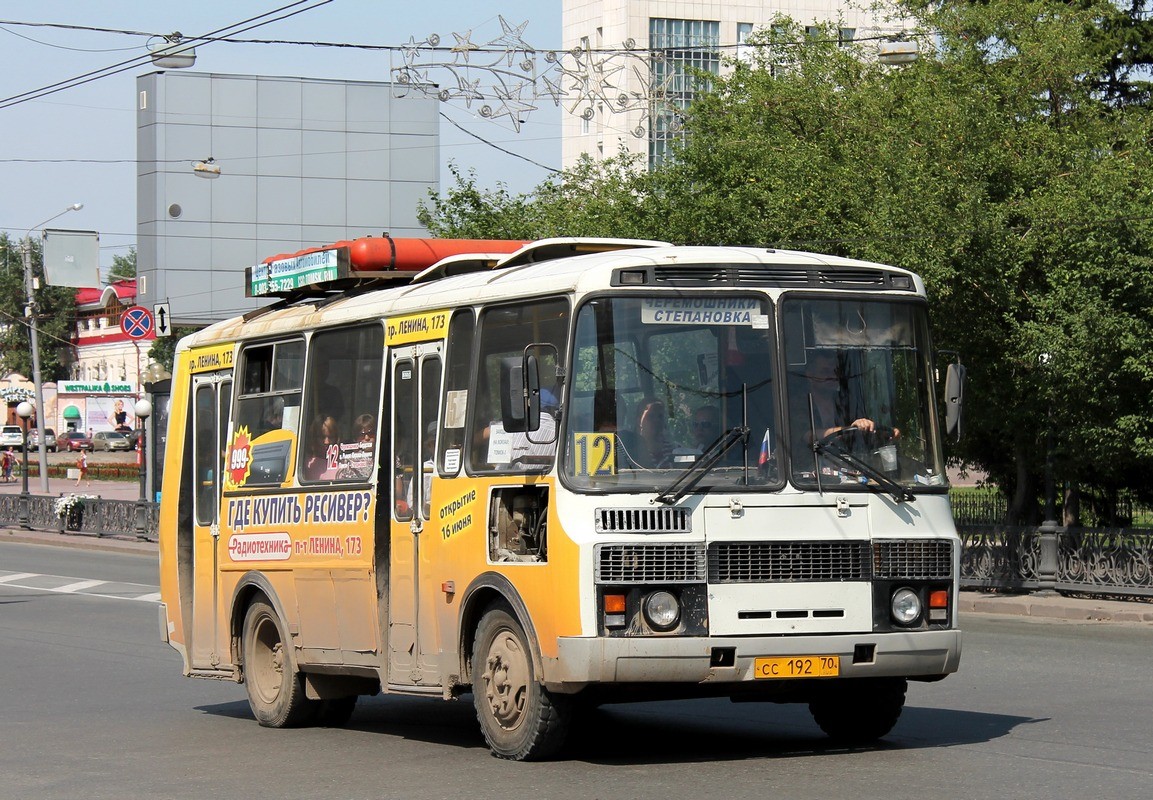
[813,436,914,504]
[654,426,749,506]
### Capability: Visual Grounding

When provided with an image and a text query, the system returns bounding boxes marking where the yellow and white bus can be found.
[158,236,963,760]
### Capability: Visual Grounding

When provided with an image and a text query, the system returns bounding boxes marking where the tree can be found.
[0,232,78,381]
[109,247,136,281]
[147,326,198,375]
[419,0,1153,523]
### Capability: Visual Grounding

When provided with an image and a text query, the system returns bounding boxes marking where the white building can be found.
[562,0,905,170]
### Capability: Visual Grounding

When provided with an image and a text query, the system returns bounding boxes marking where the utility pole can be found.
[21,204,83,494]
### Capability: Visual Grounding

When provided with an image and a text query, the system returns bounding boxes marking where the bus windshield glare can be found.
[562,293,946,493]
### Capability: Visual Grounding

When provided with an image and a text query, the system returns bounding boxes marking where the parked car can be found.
[58,431,93,451]
[0,425,23,450]
[92,430,132,451]
[27,427,57,452]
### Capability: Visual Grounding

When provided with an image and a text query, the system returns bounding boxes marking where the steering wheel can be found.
[818,425,865,449]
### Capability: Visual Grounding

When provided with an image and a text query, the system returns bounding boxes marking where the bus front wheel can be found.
[472,604,571,760]
[808,677,907,744]
[242,599,313,728]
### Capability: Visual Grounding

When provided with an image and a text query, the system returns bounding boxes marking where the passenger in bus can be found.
[304,414,340,480]
[689,405,722,452]
[510,389,559,467]
[618,398,673,468]
[476,390,560,469]
[261,397,285,435]
[355,413,376,441]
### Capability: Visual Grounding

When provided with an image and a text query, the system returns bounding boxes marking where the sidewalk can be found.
[958,590,1153,624]
[0,474,144,502]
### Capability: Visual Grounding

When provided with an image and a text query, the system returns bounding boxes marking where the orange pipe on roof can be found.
[347,236,529,271]
[261,236,529,273]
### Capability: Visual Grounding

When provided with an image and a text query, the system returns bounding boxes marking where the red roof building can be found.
[71,279,156,383]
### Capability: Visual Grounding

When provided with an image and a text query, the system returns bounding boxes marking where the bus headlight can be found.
[890,587,922,625]
[643,590,680,631]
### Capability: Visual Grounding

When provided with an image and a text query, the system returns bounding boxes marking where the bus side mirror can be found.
[944,361,965,440]
[500,356,541,433]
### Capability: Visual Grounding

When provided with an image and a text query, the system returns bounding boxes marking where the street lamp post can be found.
[134,399,152,538]
[16,401,33,528]
[1036,353,1059,593]
[21,203,84,494]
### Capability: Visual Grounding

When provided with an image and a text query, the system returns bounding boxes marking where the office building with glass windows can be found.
[562,1,903,169]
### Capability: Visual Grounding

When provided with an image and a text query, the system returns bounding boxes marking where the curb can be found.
[1,528,157,557]
[960,592,1153,624]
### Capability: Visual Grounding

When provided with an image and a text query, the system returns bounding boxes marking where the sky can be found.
[0,0,562,272]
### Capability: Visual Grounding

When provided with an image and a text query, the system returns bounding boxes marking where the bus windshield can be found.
[782,296,946,491]
[562,293,946,495]
[564,294,780,491]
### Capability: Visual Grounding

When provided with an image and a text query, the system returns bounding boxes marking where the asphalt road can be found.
[1,541,1151,800]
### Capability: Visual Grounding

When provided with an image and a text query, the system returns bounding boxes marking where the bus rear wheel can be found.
[808,677,907,745]
[472,605,570,760]
[242,599,314,728]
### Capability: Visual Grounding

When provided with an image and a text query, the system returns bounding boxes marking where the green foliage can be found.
[0,232,77,381]
[419,0,1153,521]
[148,326,198,374]
[109,248,136,281]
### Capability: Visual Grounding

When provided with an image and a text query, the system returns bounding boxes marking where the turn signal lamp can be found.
[604,593,627,628]
[928,588,949,624]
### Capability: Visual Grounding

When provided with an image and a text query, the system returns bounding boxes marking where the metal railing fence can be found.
[0,493,158,541]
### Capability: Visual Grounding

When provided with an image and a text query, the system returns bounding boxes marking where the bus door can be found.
[190,371,232,669]
[387,342,443,686]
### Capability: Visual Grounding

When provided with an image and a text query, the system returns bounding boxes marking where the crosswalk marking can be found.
[0,570,159,603]
[56,579,105,593]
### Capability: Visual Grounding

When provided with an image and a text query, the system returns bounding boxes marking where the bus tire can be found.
[472,604,570,760]
[808,677,907,745]
[242,598,314,728]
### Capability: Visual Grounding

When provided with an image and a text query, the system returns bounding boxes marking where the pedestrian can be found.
[1,448,11,483]
[76,450,89,487]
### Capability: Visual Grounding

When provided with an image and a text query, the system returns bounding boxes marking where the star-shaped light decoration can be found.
[451,30,480,63]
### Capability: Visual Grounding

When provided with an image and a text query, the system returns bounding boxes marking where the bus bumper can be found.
[544,628,961,691]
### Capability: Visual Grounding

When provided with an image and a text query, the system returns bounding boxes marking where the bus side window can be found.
[194,386,217,521]
[419,355,442,519]
[393,359,416,520]
[469,298,569,474]
[300,324,384,483]
[438,310,475,477]
[234,340,303,487]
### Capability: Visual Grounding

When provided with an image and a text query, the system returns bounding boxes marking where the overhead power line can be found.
[0,1,334,111]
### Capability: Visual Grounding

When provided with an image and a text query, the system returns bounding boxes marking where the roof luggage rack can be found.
[245,236,671,309]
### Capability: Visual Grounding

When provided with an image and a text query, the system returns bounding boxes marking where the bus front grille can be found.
[709,541,871,583]
[707,539,955,583]
[873,539,953,579]
[596,506,692,534]
[595,543,707,584]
